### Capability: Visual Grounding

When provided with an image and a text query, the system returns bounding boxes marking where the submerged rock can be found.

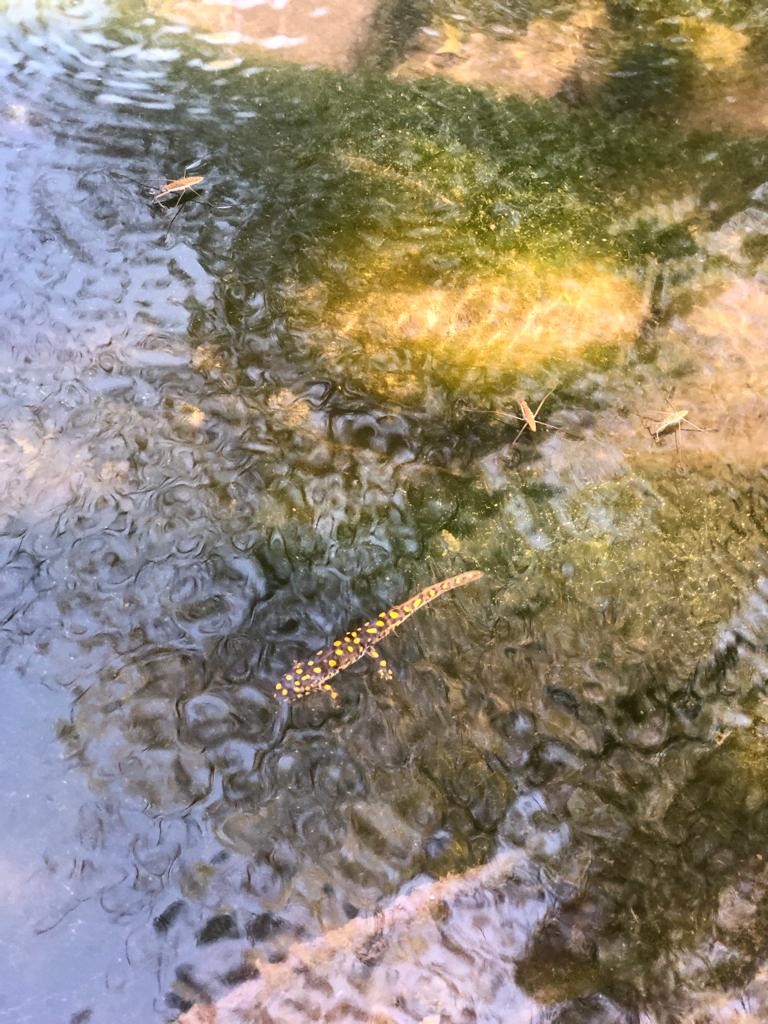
[660,17,767,134]
[395,2,609,100]
[628,274,768,471]
[176,849,549,1024]
[150,0,384,71]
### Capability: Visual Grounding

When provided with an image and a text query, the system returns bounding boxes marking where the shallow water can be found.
[1,2,768,1023]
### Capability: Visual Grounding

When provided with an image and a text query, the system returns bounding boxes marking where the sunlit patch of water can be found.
[304,258,647,394]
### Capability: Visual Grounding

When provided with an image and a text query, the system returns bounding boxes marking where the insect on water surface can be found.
[150,174,206,205]
[102,160,211,239]
[495,389,557,446]
[148,167,208,238]
[518,396,544,432]
[647,408,691,442]
[642,405,713,469]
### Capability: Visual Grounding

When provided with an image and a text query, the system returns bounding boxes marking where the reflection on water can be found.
[148,0,386,72]
[1,1,768,1023]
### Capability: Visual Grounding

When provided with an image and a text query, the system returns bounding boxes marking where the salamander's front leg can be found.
[321,682,341,704]
[366,646,393,681]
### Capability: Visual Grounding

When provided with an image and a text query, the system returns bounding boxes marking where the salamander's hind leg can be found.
[366,646,393,682]
[321,681,341,704]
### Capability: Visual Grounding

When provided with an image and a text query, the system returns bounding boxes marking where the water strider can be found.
[147,166,208,237]
[642,406,713,467]
[149,173,205,205]
[94,163,210,238]
[488,390,558,447]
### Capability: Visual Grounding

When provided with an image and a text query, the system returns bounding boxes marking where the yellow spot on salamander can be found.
[401,603,411,613]
[376,619,385,627]
[328,659,337,668]
[389,610,399,619]
[347,645,355,653]
[428,588,436,597]
[307,660,315,666]
[366,627,378,634]
[313,666,322,674]
[413,597,422,608]
[333,640,342,647]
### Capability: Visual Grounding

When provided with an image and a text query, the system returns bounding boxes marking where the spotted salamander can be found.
[274,570,484,703]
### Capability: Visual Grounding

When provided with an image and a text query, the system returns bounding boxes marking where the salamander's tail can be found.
[396,569,484,615]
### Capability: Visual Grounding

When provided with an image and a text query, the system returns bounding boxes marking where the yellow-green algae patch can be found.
[308,257,646,387]
[677,17,750,71]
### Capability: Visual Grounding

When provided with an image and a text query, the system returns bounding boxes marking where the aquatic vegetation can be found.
[597,1,768,126]
[407,0,768,133]
[678,16,750,70]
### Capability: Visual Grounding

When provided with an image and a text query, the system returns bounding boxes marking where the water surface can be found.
[1,2,768,1022]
